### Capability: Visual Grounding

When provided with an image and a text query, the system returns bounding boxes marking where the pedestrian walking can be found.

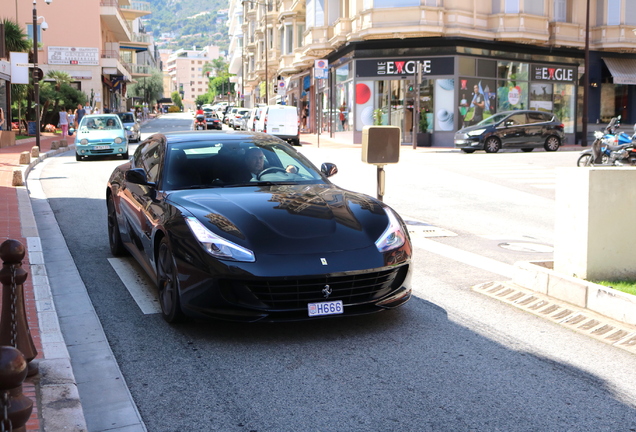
[58,106,69,139]
[0,106,5,131]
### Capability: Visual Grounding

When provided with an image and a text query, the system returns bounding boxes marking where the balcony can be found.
[301,27,331,58]
[120,1,152,18]
[488,14,550,44]
[329,18,351,49]
[125,63,152,77]
[590,25,636,52]
[100,0,132,42]
[101,49,132,81]
[548,22,584,49]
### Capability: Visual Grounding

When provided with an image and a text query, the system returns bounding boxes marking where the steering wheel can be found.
[257,167,286,180]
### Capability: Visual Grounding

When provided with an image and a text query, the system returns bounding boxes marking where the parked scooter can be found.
[577,117,636,166]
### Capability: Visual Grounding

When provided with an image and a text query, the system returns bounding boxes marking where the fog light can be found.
[118,148,123,153]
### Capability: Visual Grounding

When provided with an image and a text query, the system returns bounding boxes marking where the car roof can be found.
[160,130,283,144]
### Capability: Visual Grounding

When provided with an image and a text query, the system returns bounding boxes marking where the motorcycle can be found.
[193,114,206,130]
[577,117,636,166]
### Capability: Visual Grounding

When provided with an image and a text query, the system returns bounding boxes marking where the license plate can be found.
[272,128,280,133]
[93,145,111,150]
[308,300,343,317]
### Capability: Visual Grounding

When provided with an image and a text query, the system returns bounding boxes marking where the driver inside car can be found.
[245,147,265,179]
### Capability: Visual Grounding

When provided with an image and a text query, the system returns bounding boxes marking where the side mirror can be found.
[125,168,154,186]
[321,162,338,178]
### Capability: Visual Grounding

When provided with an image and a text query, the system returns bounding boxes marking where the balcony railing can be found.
[120,1,151,12]
[131,33,153,44]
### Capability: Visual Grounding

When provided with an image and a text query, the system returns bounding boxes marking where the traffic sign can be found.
[16,63,34,68]
[32,68,44,81]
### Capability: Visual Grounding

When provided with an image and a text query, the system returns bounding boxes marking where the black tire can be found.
[122,150,129,159]
[544,135,561,152]
[577,153,593,167]
[521,148,534,152]
[75,153,82,161]
[460,148,475,154]
[157,238,185,323]
[484,137,501,153]
[107,195,127,256]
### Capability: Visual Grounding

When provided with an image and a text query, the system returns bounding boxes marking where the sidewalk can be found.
[0,133,86,431]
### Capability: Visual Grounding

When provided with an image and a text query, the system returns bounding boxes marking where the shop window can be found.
[497,81,528,111]
[554,83,575,133]
[530,83,553,111]
[497,62,528,81]
[459,57,476,76]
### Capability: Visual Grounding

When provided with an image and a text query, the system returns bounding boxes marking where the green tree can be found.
[171,91,183,111]
[207,75,233,101]
[127,69,165,104]
[202,57,227,78]
[3,18,30,52]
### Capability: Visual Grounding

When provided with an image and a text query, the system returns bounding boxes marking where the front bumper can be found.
[454,136,484,149]
[76,142,128,156]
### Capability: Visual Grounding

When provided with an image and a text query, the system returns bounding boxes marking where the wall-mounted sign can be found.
[356,57,454,78]
[48,46,99,66]
[0,60,10,80]
[531,64,576,83]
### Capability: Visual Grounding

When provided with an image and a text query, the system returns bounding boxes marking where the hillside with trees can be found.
[144,0,229,52]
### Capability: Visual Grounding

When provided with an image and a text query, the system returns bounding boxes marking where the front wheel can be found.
[107,195,127,256]
[75,153,82,161]
[577,153,593,167]
[544,135,561,152]
[484,137,501,153]
[157,238,185,323]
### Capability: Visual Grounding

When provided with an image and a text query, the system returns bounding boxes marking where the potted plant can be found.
[417,110,431,147]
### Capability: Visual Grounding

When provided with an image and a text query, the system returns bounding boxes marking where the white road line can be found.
[108,257,161,314]
[411,237,515,278]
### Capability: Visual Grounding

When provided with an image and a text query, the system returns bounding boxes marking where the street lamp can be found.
[243,0,269,104]
[32,0,52,151]
[582,0,590,147]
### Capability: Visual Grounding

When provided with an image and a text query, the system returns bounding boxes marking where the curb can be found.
[513,261,636,327]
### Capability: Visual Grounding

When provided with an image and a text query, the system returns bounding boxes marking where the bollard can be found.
[11,170,24,187]
[18,151,30,165]
[30,146,39,158]
[0,345,33,431]
[0,240,38,376]
[50,141,60,150]
[60,139,68,147]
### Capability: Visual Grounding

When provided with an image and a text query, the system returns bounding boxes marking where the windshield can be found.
[476,113,509,126]
[117,113,135,123]
[79,116,122,130]
[163,138,327,190]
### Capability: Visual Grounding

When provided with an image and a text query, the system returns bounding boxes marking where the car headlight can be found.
[185,216,255,262]
[375,207,407,253]
[80,138,88,145]
[114,137,123,144]
[466,128,487,137]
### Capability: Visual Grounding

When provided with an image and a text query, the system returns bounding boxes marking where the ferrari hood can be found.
[167,184,390,254]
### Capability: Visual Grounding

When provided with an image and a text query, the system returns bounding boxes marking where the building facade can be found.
[2,0,157,118]
[164,45,221,111]
[229,0,636,146]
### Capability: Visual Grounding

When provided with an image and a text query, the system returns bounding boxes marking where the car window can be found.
[134,138,162,183]
[80,116,122,130]
[163,139,325,190]
[118,113,135,123]
[506,113,528,125]
[477,113,508,126]
[527,112,550,123]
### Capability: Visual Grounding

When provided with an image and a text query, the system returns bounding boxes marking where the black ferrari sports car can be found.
[106,131,412,322]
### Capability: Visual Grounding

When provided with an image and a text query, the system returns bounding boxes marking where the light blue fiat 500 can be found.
[75,114,129,161]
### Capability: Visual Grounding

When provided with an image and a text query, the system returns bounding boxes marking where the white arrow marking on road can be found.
[108,257,161,314]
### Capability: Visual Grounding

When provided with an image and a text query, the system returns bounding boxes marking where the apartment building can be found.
[230,0,636,146]
[1,0,157,116]
[164,45,221,111]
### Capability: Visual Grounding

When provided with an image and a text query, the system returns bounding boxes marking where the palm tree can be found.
[202,58,228,78]
[4,19,30,132]
[46,70,72,91]
[3,18,30,52]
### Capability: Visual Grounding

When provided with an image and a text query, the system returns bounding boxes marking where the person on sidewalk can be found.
[58,106,69,139]
[74,104,86,129]
[0,106,5,131]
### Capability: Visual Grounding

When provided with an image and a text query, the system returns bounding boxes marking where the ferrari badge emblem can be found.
[321,258,328,265]
[322,285,332,299]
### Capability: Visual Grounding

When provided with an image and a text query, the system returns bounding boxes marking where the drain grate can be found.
[473,281,636,355]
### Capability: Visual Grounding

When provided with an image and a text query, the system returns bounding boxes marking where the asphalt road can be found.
[36,114,636,431]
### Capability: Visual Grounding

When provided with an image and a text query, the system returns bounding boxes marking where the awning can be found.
[602,58,636,85]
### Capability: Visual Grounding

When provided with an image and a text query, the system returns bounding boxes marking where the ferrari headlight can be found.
[375,208,407,253]
[114,137,123,144]
[466,128,487,137]
[185,216,255,262]
[80,139,88,145]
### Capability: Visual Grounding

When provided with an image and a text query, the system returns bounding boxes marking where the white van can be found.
[255,105,300,146]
